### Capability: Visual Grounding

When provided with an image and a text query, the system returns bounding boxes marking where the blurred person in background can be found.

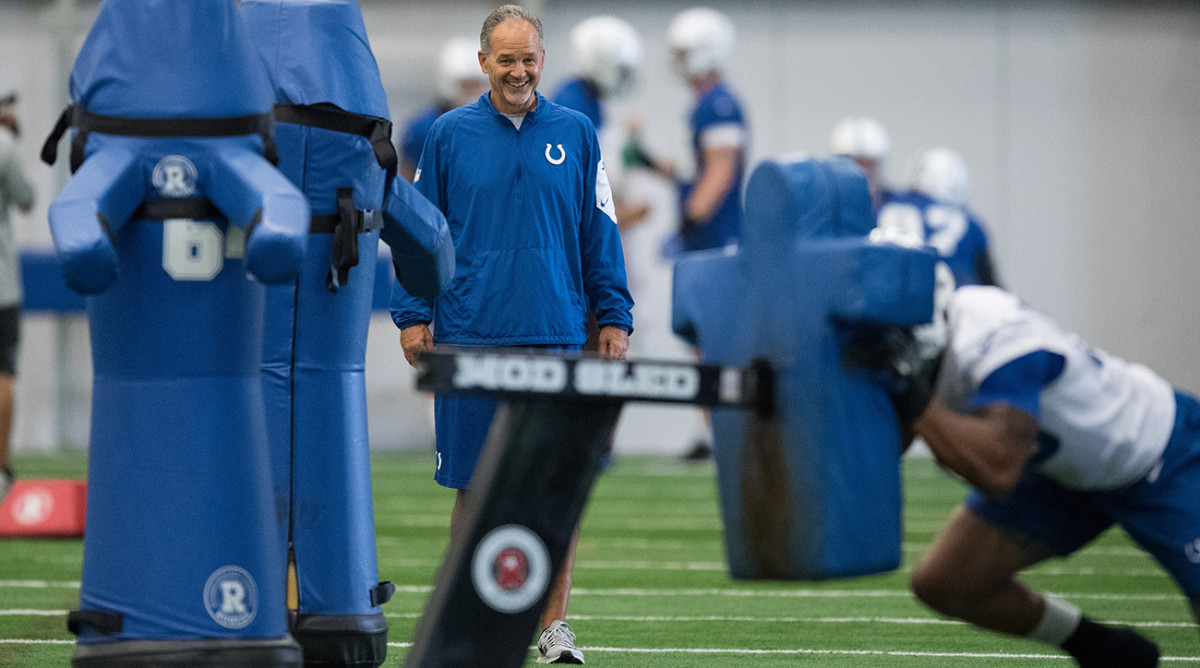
[876,147,1000,287]
[397,36,489,182]
[0,81,34,503]
[829,114,895,212]
[624,6,747,256]
[391,5,633,663]
[553,14,650,359]
[552,14,649,233]
[623,7,747,461]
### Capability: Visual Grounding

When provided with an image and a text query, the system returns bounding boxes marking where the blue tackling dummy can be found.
[673,156,938,579]
[241,1,453,666]
[42,1,308,665]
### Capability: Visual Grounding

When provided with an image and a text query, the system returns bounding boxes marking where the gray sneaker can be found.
[537,619,584,664]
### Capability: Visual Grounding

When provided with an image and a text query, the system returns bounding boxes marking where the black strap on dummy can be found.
[274,103,396,294]
[41,104,278,173]
[309,188,383,293]
[67,609,124,636]
[132,197,223,221]
[272,103,397,176]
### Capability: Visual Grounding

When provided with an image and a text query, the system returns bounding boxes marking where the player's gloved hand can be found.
[680,215,702,241]
[622,131,656,170]
[840,324,942,425]
[888,353,941,424]
[839,324,910,372]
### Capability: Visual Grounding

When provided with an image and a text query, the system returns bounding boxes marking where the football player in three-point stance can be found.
[894,281,1198,667]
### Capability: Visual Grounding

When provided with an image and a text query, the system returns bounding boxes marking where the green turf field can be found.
[1,449,1196,666]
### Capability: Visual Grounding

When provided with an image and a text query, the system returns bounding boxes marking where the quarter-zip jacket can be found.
[391,92,633,345]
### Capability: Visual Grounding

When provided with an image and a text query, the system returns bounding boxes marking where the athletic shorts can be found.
[433,344,582,489]
[967,391,1200,601]
[0,306,20,375]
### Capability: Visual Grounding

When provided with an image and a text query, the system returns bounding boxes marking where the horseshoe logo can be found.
[545,144,565,165]
[1186,538,1200,564]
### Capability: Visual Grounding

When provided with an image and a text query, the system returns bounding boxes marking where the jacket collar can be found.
[478,91,546,128]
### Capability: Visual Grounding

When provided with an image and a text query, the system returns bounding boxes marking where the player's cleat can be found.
[537,620,585,664]
[0,467,13,506]
[1064,618,1160,667]
[680,440,713,462]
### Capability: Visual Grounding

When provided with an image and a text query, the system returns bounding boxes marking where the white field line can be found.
[0,580,80,588]
[14,633,1195,662]
[2,581,1183,604]
[2,609,1192,631]
[371,557,1173,578]
[373,536,1154,560]
[9,639,1197,662]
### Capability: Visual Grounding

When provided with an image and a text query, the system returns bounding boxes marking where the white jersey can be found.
[935,286,1175,490]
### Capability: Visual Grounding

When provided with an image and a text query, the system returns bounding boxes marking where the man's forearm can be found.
[915,400,1037,496]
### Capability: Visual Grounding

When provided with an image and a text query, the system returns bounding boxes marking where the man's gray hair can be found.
[480,4,543,54]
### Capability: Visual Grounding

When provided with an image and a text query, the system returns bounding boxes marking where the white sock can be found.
[1027,595,1082,646]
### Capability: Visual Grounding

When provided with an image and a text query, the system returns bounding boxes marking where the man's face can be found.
[480,19,543,114]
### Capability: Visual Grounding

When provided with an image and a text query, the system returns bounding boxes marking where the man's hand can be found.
[596,326,629,361]
[400,323,433,367]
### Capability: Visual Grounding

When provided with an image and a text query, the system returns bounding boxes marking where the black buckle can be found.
[369,581,395,608]
[67,609,123,636]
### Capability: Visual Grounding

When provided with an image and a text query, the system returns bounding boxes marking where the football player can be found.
[397,36,488,182]
[829,115,895,212]
[551,15,649,232]
[888,280,1197,667]
[876,147,1000,287]
[624,6,747,255]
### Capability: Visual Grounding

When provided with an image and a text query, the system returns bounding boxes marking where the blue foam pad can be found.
[673,156,937,580]
[70,0,271,118]
[56,1,306,651]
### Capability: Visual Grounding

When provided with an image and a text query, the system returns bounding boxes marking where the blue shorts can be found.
[967,391,1200,602]
[433,344,582,489]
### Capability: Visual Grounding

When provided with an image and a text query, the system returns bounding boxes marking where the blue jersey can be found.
[551,78,603,133]
[683,81,747,252]
[876,191,996,286]
[399,103,448,174]
[390,92,633,345]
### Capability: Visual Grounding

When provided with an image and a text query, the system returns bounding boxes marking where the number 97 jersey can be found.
[876,191,995,287]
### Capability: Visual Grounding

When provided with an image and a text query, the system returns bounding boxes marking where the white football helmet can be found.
[908,147,969,206]
[829,116,890,163]
[437,36,489,107]
[667,7,735,78]
[569,16,643,99]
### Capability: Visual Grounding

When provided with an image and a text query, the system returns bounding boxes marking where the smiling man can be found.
[390,4,634,664]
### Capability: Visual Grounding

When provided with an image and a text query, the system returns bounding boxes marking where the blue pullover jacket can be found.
[391,92,633,345]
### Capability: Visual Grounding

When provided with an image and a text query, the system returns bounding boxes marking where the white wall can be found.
[4,1,1199,454]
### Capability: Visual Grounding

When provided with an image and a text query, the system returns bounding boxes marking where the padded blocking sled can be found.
[0,479,87,537]
[403,394,622,668]
[673,156,938,580]
[43,1,308,665]
[242,1,452,665]
[402,348,771,668]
